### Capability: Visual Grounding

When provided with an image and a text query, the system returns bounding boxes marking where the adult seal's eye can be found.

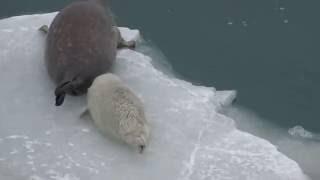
[40,0,136,106]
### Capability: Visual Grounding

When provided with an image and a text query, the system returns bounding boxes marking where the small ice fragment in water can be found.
[288,125,313,139]
[284,19,289,23]
[226,18,234,26]
[242,20,248,27]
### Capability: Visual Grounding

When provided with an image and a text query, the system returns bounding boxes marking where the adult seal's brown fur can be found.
[41,0,135,106]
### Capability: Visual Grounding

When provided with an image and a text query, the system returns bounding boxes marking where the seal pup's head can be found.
[120,119,150,153]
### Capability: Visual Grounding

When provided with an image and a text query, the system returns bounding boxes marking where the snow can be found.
[0,12,308,180]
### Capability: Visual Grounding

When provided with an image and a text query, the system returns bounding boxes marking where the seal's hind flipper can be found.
[55,93,66,106]
[39,25,49,34]
[54,81,71,106]
[113,26,136,49]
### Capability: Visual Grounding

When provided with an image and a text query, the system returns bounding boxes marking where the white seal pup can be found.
[87,73,150,153]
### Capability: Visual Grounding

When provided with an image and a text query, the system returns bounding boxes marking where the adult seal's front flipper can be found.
[113,26,136,49]
[39,25,49,34]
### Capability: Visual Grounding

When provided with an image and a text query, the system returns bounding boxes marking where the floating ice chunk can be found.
[241,20,248,27]
[0,12,308,180]
[288,125,314,139]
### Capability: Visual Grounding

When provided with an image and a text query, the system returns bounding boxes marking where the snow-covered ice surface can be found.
[0,13,308,180]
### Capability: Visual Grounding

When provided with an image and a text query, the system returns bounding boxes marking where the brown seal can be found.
[41,0,135,106]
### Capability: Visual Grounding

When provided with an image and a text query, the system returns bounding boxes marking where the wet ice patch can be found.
[223,105,320,179]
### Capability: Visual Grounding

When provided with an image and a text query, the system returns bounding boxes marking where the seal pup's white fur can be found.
[87,73,150,153]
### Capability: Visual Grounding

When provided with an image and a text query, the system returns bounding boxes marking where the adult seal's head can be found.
[41,0,135,106]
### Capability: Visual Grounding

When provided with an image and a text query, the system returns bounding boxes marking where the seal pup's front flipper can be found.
[38,25,49,34]
[113,26,136,49]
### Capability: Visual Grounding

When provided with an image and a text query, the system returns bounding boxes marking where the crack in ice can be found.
[180,127,206,180]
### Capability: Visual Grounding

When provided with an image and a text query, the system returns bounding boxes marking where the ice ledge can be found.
[0,12,308,180]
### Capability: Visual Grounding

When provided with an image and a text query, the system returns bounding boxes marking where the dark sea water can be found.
[1,0,319,179]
